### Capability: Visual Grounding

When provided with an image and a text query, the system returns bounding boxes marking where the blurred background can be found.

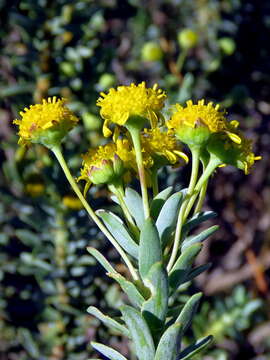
[0,0,269,359]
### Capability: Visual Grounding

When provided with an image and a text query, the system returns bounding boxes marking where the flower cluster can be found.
[14,83,260,188]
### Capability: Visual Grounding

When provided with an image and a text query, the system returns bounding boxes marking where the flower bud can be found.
[177,29,198,50]
[141,42,163,62]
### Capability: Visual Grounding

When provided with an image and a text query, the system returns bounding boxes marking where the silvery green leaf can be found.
[181,225,219,251]
[169,244,202,289]
[150,186,173,220]
[182,211,217,236]
[96,209,139,258]
[121,305,155,360]
[87,306,129,337]
[154,323,182,360]
[139,218,162,279]
[124,187,144,229]
[91,342,128,360]
[156,192,183,247]
[87,247,116,273]
[142,262,168,334]
[108,272,144,308]
[175,292,202,334]
[178,335,213,359]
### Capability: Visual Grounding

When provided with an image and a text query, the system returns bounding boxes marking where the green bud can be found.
[177,29,198,50]
[175,122,211,148]
[88,160,115,185]
[141,42,163,62]
[219,37,236,56]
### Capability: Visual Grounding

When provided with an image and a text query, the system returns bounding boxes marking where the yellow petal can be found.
[226,131,241,144]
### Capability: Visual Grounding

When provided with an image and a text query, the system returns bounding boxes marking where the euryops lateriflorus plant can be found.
[14,84,261,359]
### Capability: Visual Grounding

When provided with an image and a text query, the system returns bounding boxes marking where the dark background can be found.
[0,0,269,359]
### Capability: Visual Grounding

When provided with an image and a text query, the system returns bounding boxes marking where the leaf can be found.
[142,262,168,334]
[87,247,116,273]
[139,218,162,279]
[18,328,40,358]
[181,225,219,251]
[91,342,128,360]
[156,191,183,247]
[108,272,145,308]
[124,187,144,229]
[178,335,213,359]
[121,305,155,360]
[154,323,182,360]
[87,306,129,337]
[96,209,139,258]
[182,211,217,236]
[175,293,202,334]
[169,244,202,289]
[150,187,173,220]
[185,263,211,282]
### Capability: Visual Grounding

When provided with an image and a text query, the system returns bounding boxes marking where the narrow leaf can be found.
[121,305,155,360]
[91,342,128,360]
[169,244,202,289]
[87,306,129,337]
[154,323,182,360]
[142,262,168,334]
[108,272,145,308]
[139,218,162,279]
[124,187,144,229]
[186,263,211,282]
[97,209,139,258]
[181,225,219,251]
[150,186,173,220]
[178,335,213,359]
[87,247,116,273]
[175,292,202,334]
[156,192,183,246]
[182,211,217,235]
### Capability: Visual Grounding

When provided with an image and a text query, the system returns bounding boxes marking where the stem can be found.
[128,128,150,219]
[109,184,140,240]
[176,48,188,73]
[167,147,200,272]
[52,146,139,280]
[194,179,208,214]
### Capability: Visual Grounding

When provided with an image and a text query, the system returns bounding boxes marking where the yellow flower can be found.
[141,127,188,167]
[207,121,261,174]
[167,99,241,147]
[14,97,79,148]
[62,195,83,210]
[97,82,166,137]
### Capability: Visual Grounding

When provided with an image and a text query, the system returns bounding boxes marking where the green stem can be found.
[128,128,150,219]
[167,147,200,272]
[52,146,139,281]
[194,178,208,214]
[176,48,188,73]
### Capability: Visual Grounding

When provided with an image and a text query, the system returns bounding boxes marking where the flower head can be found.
[141,127,188,167]
[167,100,241,147]
[97,82,166,137]
[14,97,79,148]
[207,121,261,174]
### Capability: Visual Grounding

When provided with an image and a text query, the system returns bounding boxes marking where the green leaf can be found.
[91,342,128,360]
[96,209,139,258]
[178,335,213,359]
[139,218,162,279]
[142,262,168,335]
[121,305,155,360]
[154,323,182,360]
[18,328,40,358]
[186,263,211,282]
[169,244,202,289]
[181,225,219,251]
[156,192,183,247]
[124,187,144,229]
[182,211,217,235]
[108,272,145,308]
[150,187,173,220]
[87,306,129,337]
[86,247,116,273]
[175,292,202,333]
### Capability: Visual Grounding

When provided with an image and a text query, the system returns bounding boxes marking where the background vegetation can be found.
[0,0,269,359]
